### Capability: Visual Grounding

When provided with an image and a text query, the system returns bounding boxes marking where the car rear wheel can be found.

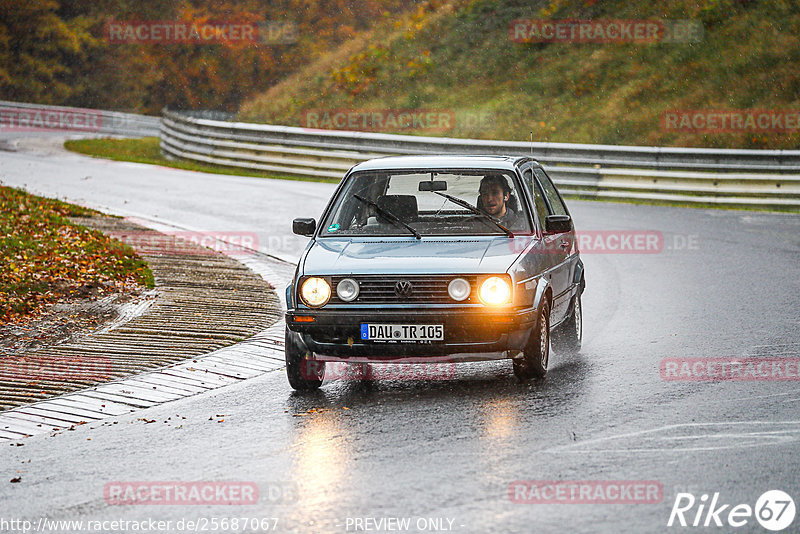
[513,299,550,380]
[285,328,325,390]
[552,293,582,354]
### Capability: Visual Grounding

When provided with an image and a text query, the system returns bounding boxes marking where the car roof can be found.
[348,155,540,173]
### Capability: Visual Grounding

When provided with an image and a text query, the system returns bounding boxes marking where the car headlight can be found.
[336,278,360,302]
[300,277,331,307]
[479,276,512,305]
[448,278,471,301]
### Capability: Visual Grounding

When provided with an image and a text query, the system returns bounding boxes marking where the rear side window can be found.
[534,168,568,216]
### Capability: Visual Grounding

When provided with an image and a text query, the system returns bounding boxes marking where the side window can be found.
[522,167,534,192]
[532,179,550,231]
[521,166,544,231]
[534,168,568,216]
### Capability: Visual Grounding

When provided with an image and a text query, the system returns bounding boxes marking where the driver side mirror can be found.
[293,218,316,236]
[545,214,572,234]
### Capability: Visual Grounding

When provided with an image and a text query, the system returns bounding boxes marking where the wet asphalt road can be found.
[1,139,800,533]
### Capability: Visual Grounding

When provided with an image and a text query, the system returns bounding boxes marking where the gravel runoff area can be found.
[0,216,281,410]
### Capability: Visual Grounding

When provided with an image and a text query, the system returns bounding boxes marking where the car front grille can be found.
[330,275,478,304]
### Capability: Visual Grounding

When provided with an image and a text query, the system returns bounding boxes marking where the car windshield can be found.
[321,169,532,237]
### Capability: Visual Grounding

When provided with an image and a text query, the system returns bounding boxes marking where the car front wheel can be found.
[285,328,325,390]
[513,299,550,380]
[552,293,582,354]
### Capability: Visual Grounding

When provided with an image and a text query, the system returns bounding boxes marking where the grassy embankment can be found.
[239,0,800,150]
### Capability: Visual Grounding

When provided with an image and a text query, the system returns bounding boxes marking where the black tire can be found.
[285,328,325,391]
[552,293,582,354]
[513,299,550,380]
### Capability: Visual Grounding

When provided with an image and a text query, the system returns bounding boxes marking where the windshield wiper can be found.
[433,191,514,237]
[353,194,421,239]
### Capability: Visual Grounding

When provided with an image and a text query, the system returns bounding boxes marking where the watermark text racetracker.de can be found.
[509,19,703,44]
[300,109,495,134]
[109,231,259,256]
[662,109,800,134]
[104,481,297,506]
[302,361,457,381]
[509,480,663,504]
[571,231,698,254]
[572,230,663,254]
[661,358,800,381]
[104,481,258,505]
[511,230,698,254]
[1,106,109,133]
[104,20,297,45]
[0,354,112,382]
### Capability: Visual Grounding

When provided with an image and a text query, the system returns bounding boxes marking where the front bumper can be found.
[285,306,537,360]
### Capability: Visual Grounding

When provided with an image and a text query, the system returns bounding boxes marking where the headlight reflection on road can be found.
[476,397,521,484]
[480,397,518,444]
[290,415,350,510]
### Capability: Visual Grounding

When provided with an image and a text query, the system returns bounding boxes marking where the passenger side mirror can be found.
[293,218,317,236]
[545,214,572,234]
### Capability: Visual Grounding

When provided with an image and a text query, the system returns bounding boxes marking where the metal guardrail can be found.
[0,100,160,137]
[160,110,800,209]
[2,101,797,209]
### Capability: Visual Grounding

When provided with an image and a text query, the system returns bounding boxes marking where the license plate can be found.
[361,324,444,343]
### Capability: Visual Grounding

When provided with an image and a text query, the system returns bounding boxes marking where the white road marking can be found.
[545,421,800,454]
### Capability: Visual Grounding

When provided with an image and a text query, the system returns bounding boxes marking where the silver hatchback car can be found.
[285,155,584,390]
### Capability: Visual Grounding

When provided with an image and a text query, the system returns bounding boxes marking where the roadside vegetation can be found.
[7,1,797,149]
[0,186,154,323]
[239,0,800,149]
[0,0,418,113]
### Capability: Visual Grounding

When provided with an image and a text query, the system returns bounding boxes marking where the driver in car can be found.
[478,173,522,229]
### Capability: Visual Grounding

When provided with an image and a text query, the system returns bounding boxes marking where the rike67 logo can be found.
[668,490,795,531]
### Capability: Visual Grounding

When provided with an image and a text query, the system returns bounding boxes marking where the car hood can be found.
[301,236,534,275]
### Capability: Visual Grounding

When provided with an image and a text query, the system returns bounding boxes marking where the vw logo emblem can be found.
[394,280,414,298]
